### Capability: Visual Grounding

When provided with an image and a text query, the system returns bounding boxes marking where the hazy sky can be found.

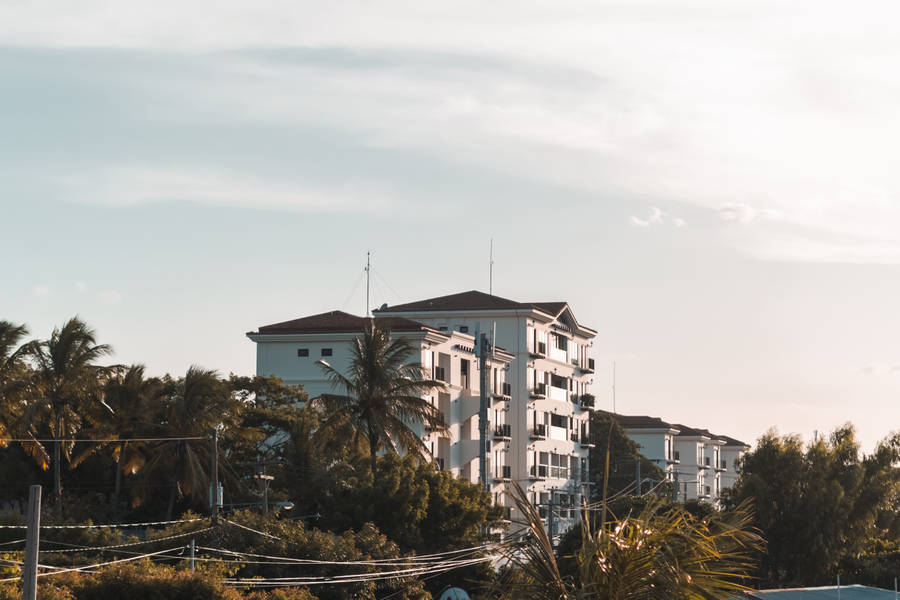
[2,1,899,451]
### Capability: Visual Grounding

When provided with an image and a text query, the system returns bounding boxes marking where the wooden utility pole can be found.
[210,428,220,523]
[23,485,41,600]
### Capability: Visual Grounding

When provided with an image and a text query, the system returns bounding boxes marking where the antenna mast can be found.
[612,360,616,414]
[365,251,371,317]
[489,239,494,295]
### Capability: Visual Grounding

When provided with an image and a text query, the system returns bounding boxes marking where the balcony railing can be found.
[570,432,579,443]
[434,366,446,382]
[580,393,595,409]
[529,383,547,399]
[530,464,548,480]
[435,457,445,471]
[716,459,727,472]
[425,417,447,433]
[494,423,512,440]
[580,432,594,448]
[493,381,512,400]
[530,424,547,440]
[578,358,595,374]
[668,450,680,463]
[494,464,512,481]
[529,341,547,359]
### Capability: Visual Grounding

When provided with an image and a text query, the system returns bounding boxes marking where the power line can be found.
[0,437,205,443]
[0,517,206,530]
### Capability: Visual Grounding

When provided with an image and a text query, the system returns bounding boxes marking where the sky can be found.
[2,1,899,452]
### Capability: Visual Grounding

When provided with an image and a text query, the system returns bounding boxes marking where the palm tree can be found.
[26,317,113,501]
[315,319,445,479]
[0,321,31,440]
[497,481,761,600]
[71,364,165,514]
[142,366,237,520]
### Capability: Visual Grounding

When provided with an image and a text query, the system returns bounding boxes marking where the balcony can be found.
[494,465,512,482]
[435,457,445,471]
[434,366,447,383]
[493,382,512,400]
[668,450,680,464]
[529,464,548,480]
[716,459,727,472]
[701,485,711,498]
[529,383,547,399]
[529,342,547,359]
[578,358,595,374]
[579,393,595,409]
[530,424,547,440]
[570,432,579,444]
[699,456,710,469]
[580,435,595,449]
[494,423,512,441]
[425,417,448,434]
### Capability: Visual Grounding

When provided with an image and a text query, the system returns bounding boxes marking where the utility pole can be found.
[672,469,679,502]
[189,538,196,572]
[254,472,274,514]
[210,428,220,523]
[23,485,41,600]
[548,488,556,550]
[489,239,494,295]
[477,330,490,493]
[365,251,371,317]
[635,458,641,497]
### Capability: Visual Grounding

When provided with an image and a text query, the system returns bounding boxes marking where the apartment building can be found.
[246,310,515,495]
[606,412,749,504]
[375,290,597,533]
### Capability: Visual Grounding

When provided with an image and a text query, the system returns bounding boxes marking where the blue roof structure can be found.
[738,585,898,599]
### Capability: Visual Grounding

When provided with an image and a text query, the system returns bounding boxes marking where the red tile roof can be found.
[374,290,530,313]
[254,311,436,335]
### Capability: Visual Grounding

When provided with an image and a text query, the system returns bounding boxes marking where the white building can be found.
[375,290,597,533]
[246,310,515,496]
[608,412,749,505]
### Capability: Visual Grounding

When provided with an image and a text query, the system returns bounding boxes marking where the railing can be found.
[494,424,511,440]
[530,424,547,439]
[435,458,445,471]
[530,342,547,358]
[570,432,579,443]
[580,432,594,448]
[530,465,548,479]
[704,456,711,466]
[672,450,680,462]
[721,459,728,469]
[580,393,595,409]
[502,465,511,479]
[502,382,511,396]
[530,383,547,399]
[434,366,446,382]
[579,358,595,373]
[704,485,711,496]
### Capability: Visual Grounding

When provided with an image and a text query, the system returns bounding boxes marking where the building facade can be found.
[608,412,749,505]
[375,290,597,534]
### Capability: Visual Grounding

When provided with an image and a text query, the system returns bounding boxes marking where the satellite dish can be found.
[437,587,471,600]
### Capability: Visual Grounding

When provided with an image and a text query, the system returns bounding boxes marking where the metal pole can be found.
[635,458,641,497]
[548,488,556,550]
[23,485,41,600]
[478,332,490,493]
[210,428,219,523]
[894,576,896,599]
[365,251,370,317]
[837,574,840,600]
[190,538,195,572]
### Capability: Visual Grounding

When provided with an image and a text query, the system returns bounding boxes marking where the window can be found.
[550,414,568,428]
[297,348,309,357]
[459,325,469,333]
[438,326,448,331]
[321,348,332,357]
[460,359,470,388]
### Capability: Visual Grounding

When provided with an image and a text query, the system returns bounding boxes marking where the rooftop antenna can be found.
[489,239,494,295]
[365,251,371,317]
[612,360,616,414]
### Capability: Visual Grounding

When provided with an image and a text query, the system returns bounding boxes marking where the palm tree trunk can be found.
[166,483,177,521]
[54,411,62,502]
[112,447,123,517]
[368,425,378,480]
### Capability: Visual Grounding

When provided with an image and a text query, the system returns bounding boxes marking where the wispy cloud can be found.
[630,206,685,228]
[98,290,122,305]
[32,284,50,297]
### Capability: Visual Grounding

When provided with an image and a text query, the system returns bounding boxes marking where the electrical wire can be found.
[0,517,206,530]
[0,437,205,443]
[0,547,186,582]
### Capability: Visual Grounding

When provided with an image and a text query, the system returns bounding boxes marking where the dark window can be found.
[459,326,469,333]
[550,414,568,428]
[438,326,448,331]
[297,348,309,357]
[321,348,333,357]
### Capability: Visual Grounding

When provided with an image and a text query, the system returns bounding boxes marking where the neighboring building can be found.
[607,412,749,504]
[372,290,599,534]
[246,310,515,494]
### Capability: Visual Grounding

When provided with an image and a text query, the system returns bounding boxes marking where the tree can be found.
[496,482,760,600]
[589,412,666,501]
[0,321,31,441]
[142,366,241,519]
[71,364,166,515]
[25,317,113,502]
[314,319,445,478]
[722,425,900,587]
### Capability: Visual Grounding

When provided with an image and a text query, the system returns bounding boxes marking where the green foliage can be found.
[588,412,666,500]
[723,425,900,587]
[313,319,445,478]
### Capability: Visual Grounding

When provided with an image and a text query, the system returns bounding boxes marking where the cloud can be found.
[32,285,50,297]
[630,207,685,228]
[719,203,758,224]
[75,281,87,293]
[98,290,122,305]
